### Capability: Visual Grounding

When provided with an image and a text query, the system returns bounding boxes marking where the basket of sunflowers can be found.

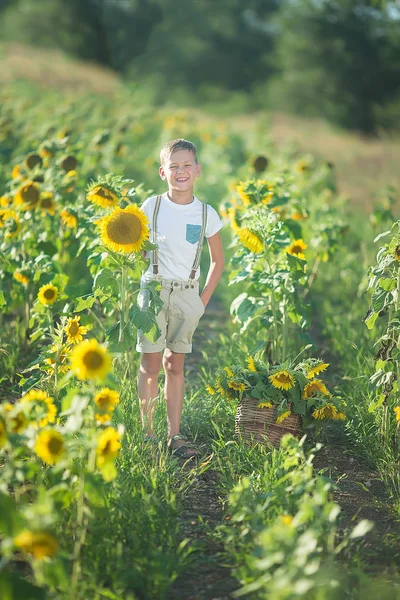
[207,355,345,447]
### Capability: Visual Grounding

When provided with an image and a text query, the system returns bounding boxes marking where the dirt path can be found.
[167,295,400,599]
[166,465,239,600]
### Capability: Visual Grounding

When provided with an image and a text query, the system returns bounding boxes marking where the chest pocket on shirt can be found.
[186,224,202,245]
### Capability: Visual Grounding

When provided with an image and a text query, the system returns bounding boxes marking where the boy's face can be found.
[159,149,200,194]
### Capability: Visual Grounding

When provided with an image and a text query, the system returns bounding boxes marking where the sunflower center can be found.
[61,156,77,172]
[106,213,142,245]
[291,245,303,255]
[21,185,40,206]
[48,437,63,454]
[26,154,42,170]
[97,394,110,409]
[68,322,79,336]
[277,373,291,383]
[103,440,112,455]
[96,187,114,200]
[44,288,56,300]
[41,197,53,209]
[83,350,104,370]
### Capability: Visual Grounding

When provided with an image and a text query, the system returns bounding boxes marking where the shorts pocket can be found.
[196,293,205,316]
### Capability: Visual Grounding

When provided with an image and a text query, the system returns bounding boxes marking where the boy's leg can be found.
[163,349,197,455]
[138,351,162,437]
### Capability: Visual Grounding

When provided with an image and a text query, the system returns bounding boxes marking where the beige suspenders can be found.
[151,195,208,280]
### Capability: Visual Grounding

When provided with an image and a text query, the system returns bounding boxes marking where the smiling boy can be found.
[136,139,224,458]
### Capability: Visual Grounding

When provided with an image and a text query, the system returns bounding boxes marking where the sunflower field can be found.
[1,75,400,600]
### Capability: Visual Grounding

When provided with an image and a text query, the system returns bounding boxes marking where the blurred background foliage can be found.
[1,0,400,134]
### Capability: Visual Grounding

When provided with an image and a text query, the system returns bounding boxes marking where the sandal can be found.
[168,433,198,459]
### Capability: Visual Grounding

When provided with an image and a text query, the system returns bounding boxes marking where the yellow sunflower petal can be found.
[70,339,112,380]
[96,204,149,254]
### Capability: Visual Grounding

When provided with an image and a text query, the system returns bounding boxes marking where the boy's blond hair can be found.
[160,139,198,165]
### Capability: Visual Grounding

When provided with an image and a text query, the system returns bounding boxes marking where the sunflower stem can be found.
[70,474,87,600]
[119,263,128,345]
[265,254,279,364]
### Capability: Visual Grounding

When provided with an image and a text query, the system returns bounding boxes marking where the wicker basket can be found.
[235,396,302,447]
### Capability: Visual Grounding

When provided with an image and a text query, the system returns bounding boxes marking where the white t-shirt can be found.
[140,192,223,281]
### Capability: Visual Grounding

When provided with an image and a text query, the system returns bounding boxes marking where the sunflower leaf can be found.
[365,310,379,330]
[129,305,161,342]
[75,294,97,312]
[371,289,390,313]
[379,278,396,292]
[93,268,119,295]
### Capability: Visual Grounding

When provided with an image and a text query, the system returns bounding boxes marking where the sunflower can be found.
[14,181,40,209]
[215,378,225,395]
[34,429,65,464]
[0,418,7,448]
[312,403,339,420]
[252,155,269,172]
[280,515,293,526]
[60,208,77,229]
[205,385,216,395]
[96,427,122,467]
[61,155,77,172]
[1,210,21,238]
[269,370,295,391]
[303,379,331,399]
[13,271,29,287]
[37,283,58,306]
[228,380,247,392]
[65,316,88,345]
[25,153,43,170]
[286,239,308,260]
[87,184,119,208]
[236,183,251,206]
[305,362,329,379]
[44,345,71,375]
[14,530,59,560]
[394,247,400,263]
[94,388,120,413]
[257,402,273,409]
[95,413,111,424]
[0,194,12,208]
[224,367,234,378]
[57,128,71,140]
[4,403,28,434]
[261,190,273,204]
[227,207,240,233]
[39,145,54,159]
[70,339,112,380]
[11,165,21,179]
[246,356,257,373]
[276,410,291,423]
[291,211,307,221]
[394,406,400,424]
[334,412,346,421]
[96,204,149,254]
[237,228,263,254]
[39,192,56,216]
[295,159,310,174]
[20,390,57,428]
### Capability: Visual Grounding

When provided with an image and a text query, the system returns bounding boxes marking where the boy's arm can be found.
[200,231,224,308]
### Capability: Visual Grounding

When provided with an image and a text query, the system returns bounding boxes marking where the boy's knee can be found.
[162,352,184,376]
[140,352,162,376]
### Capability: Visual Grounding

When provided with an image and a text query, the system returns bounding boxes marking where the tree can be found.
[270,0,400,133]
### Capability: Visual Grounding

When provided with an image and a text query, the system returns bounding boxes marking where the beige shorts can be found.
[136,276,205,354]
